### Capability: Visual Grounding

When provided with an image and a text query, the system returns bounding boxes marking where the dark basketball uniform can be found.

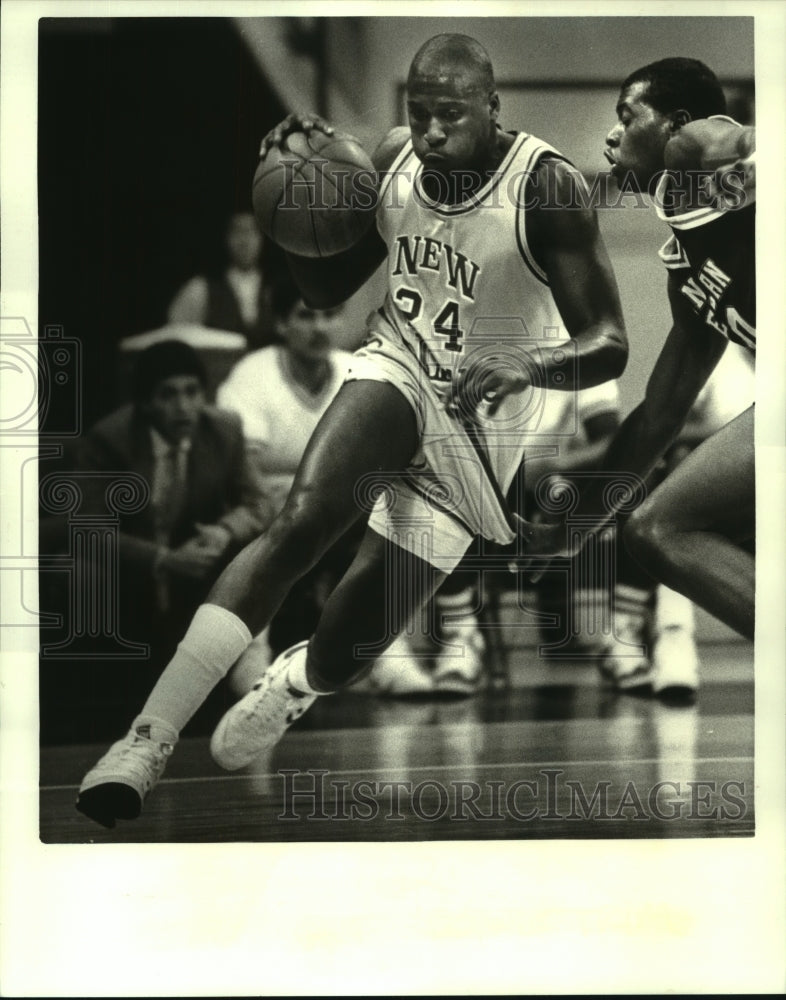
[655,118,755,353]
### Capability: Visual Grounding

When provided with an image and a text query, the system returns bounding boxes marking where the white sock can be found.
[136,604,252,736]
[654,585,695,634]
[437,588,479,636]
[613,584,651,618]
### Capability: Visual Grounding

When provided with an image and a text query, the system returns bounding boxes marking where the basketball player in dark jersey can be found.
[528,58,755,641]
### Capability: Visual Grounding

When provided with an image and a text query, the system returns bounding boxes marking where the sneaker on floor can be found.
[210,641,316,770]
[651,627,699,701]
[597,613,652,691]
[432,629,485,696]
[76,721,176,828]
[367,637,436,697]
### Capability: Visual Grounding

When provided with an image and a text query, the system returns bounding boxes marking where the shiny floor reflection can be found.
[40,641,754,843]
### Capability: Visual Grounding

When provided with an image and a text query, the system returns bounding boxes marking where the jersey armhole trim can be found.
[514,150,554,286]
[377,140,416,204]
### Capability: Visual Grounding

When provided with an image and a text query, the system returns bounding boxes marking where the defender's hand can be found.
[508,514,574,583]
[259,112,335,159]
[510,514,571,555]
[705,153,755,209]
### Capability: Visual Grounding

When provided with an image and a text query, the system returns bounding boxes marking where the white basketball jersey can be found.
[375,132,571,398]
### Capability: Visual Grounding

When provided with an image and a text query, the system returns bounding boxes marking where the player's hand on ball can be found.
[260,112,335,159]
[254,122,376,257]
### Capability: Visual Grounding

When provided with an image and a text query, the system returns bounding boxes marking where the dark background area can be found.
[37,18,284,743]
[38,17,284,432]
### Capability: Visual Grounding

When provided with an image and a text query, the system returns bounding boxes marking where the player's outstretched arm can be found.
[595,291,727,489]
[520,274,729,563]
[665,119,755,172]
[527,159,628,389]
[263,122,408,309]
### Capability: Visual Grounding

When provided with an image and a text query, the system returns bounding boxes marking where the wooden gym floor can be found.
[39,639,754,844]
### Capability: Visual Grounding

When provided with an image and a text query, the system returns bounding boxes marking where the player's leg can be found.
[624,405,754,640]
[76,380,420,825]
[210,381,418,631]
[307,525,447,688]
[209,526,448,769]
[144,378,421,723]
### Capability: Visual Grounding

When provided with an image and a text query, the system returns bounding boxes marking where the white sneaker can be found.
[597,612,652,691]
[651,627,699,700]
[368,634,435,697]
[210,641,316,770]
[432,628,485,696]
[76,721,176,828]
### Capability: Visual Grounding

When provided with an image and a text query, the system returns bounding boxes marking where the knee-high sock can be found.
[135,603,252,736]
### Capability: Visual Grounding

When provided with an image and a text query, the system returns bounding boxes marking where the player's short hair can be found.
[133,340,207,401]
[623,57,727,120]
[270,270,304,322]
[408,34,496,95]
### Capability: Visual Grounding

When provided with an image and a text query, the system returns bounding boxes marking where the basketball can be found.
[252,130,378,258]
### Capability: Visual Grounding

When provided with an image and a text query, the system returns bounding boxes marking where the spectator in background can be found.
[168,211,278,350]
[76,340,265,662]
[216,274,359,694]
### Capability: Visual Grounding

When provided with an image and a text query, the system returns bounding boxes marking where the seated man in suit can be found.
[77,339,265,664]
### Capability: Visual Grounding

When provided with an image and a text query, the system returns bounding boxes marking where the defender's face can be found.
[144,374,205,443]
[406,69,498,175]
[605,81,672,192]
[279,301,342,362]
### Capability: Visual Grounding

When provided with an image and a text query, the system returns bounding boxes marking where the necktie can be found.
[154,445,188,541]
[154,444,188,612]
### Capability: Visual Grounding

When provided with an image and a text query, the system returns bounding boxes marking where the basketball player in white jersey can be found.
[76,34,629,828]
[524,58,756,643]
